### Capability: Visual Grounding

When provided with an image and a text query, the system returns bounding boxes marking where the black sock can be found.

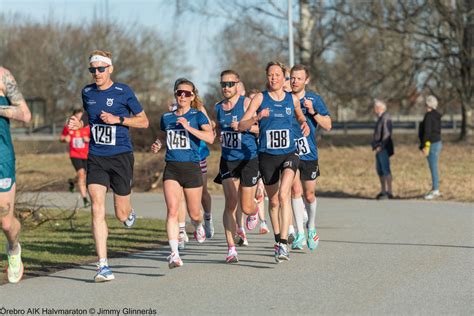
[280,239,288,245]
[274,234,281,243]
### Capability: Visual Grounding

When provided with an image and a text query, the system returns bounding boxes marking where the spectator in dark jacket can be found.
[419,95,442,199]
[371,99,394,199]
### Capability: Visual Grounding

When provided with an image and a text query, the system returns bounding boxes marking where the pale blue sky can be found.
[0,0,228,94]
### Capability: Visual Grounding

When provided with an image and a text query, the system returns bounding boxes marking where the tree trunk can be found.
[298,0,314,65]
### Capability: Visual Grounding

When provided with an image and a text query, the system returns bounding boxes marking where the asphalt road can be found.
[1,192,473,315]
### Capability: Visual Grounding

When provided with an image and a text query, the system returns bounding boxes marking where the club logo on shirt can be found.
[232,116,238,122]
[286,107,291,115]
[106,98,114,107]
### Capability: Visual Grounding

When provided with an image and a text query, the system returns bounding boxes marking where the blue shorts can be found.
[0,159,16,192]
[375,149,391,176]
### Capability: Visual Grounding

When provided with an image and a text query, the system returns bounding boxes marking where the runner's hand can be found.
[230,121,239,131]
[177,117,189,129]
[68,115,82,130]
[303,97,315,114]
[151,139,162,153]
[301,121,310,137]
[257,108,270,121]
[64,135,71,143]
[100,111,119,124]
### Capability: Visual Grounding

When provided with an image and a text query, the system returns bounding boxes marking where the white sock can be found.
[291,197,306,233]
[169,239,179,253]
[308,199,317,230]
[288,224,295,236]
[98,258,108,267]
[179,222,186,233]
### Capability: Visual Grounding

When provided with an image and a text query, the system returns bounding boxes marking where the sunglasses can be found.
[175,90,193,97]
[220,81,238,88]
[285,77,291,81]
[88,66,110,74]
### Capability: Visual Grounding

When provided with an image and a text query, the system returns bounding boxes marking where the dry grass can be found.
[16,143,473,202]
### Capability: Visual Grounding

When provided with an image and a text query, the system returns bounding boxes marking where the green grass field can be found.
[0,210,166,283]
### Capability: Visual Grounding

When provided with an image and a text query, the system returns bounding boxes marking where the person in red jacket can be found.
[61,108,90,207]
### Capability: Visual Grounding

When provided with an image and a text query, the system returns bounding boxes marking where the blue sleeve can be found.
[125,86,144,115]
[197,111,210,127]
[160,115,165,132]
[314,95,330,116]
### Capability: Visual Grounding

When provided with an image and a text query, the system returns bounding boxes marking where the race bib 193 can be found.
[296,137,311,155]
[91,124,116,146]
[266,129,290,149]
[167,129,191,150]
[221,131,242,149]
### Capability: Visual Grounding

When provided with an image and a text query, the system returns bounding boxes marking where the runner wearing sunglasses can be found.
[68,50,149,282]
[151,78,214,269]
[239,61,310,262]
[214,70,260,263]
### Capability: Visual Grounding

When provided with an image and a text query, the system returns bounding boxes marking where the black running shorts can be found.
[70,157,87,172]
[219,157,259,187]
[298,159,320,181]
[87,152,134,196]
[163,161,203,188]
[258,152,299,185]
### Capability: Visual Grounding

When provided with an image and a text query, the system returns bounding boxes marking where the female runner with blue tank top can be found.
[215,69,260,263]
[151,79,214,268]
[238,61,310,263]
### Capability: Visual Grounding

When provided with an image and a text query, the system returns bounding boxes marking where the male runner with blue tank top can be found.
[289,64,332,250]
[215,70,260,263]
[68,50,149,282]
[239,61,310,262]
[0,66,31,283]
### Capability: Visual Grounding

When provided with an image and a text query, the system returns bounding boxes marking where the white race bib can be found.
[72,137,85,149]
[296,137,311,156]
[221,131,242,149]
[266,129,290,149]
[167,129,191,150]
[91,124,116,146]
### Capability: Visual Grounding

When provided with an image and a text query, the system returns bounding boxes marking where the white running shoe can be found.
[424,190,441,200]
[178,231,186,250]
[194,225,206,243]
[236,231,249,247]
[259,221,270,234]
[167,252,183,269]
[6,243,24,284]
[123,209,136,228]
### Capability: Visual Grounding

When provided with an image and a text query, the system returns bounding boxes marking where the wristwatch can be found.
[119,116,125,125]
[312,109,319,117]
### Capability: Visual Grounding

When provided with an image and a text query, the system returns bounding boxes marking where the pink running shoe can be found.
[194,225,206,243]
[245,208,259,231]
[225,247,239,263]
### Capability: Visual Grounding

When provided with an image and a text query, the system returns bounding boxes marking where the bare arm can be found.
[100,110,149,128]
[0,68,31,123]
[293,95,310,136]
[180,120,214,144]
[302,97,332,131]
[238,93,263,131]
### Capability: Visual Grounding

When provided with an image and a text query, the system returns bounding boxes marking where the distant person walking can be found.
[371,99,394,199]
[419,95,442,200]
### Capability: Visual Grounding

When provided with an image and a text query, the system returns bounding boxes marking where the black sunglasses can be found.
[88,66,110,74]
[175,90,193,97]
[220,81,238,88]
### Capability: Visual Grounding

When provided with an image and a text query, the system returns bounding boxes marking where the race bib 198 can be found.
[167,129,191,150]
[296,137,311,155]
[221,131,242,149]
[91,124,116,145]
[266,129,290,149]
